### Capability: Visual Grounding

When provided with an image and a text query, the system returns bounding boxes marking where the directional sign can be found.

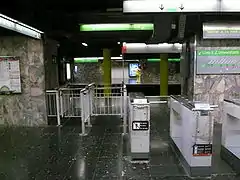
[203,23,240,39]
[123,0,218,13]
[196,48,240,74]
[159,4,164,10]
[179,4,184,10]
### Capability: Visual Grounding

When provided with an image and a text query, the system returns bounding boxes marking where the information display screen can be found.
[128,63,139,77]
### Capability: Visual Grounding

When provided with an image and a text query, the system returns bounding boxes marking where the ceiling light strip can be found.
[0,13,43,39]
[80,23,154,31]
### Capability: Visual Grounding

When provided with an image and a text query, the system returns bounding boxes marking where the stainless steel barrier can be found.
[93,85,124,116]
[46,90,60,126]
[46,82,126,135]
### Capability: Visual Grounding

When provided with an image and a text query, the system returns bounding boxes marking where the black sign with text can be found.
[192,144,212,156]
[132,121,149,131]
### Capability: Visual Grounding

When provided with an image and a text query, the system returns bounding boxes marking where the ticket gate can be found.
[170,95,216,177]
[128,92,150,160]
[221,99,240,173]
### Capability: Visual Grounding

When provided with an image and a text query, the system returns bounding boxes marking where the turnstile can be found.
[128,92,150,160]
[221,99,240,173]
[170,95,215,177]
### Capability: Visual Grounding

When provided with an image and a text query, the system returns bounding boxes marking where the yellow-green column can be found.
[102,49,111,95]
[160,53,168,96]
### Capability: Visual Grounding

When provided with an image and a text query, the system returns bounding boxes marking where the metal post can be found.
[80,90,86,136]
[86,87,92,127]
[60,90,63,117]
[56,91,61,126]
[121,82,124,119]
[123,84,127,135]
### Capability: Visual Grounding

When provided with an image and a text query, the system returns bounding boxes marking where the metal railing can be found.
[93,85,124,116]
[46,82,126,135]
[46,90,60,126]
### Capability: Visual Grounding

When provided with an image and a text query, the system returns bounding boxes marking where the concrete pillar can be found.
[160,54,168,96]
[102,49,111,95]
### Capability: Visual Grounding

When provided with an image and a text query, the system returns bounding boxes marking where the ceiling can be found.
[1,1,240,57]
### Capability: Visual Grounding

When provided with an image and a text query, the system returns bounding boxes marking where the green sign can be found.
[197,48,240,74]
[198,50,240,56]
[80,23,154,32]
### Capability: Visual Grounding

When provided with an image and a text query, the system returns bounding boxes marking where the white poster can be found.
[0,56,21,93]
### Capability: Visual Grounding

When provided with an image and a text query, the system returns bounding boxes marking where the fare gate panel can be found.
[221,99,240,173]
[129,93,150,161]
[170,95,216,177]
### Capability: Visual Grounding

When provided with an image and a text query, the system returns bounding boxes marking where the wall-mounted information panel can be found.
[0,56,21,93]
[203,23,240,39]
[196,48,240,74]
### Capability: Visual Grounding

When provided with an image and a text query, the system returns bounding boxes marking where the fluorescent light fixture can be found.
[66,63,71,80]
[80,23,154,31]
[123,43,182,54]
[123,0,218,13]
[82,43,88,46]
[74,66,78,73]
[0,13,43,39]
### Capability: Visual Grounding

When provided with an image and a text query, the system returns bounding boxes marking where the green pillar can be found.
[160,53,168,96]
[102,49,111,95]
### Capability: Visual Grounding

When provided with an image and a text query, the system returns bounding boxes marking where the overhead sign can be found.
[132,121,149,131]
[123,0,219,13]
[221,0,240,12]
[203,23,240,39]
[196,48,240,74]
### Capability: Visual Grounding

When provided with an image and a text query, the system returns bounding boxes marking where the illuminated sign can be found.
[196,48,240,74]
[80,24,154,31]
[203,23,240,39]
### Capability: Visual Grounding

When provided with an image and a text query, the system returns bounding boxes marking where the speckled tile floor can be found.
[0,104,239,180]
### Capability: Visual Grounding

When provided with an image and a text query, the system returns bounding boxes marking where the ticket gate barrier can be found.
[128,92,150,161]
[221,99,240,173]
[170,95,217,177]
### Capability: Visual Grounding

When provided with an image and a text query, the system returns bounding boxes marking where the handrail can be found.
[46,90,58,93]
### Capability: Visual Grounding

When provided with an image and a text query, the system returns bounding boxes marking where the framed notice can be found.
[0,56,21,93]
[196,47,240,74]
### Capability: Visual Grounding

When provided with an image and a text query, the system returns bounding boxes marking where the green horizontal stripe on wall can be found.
[74,58,180,63]
[198,50,240,56]
[74,59,98,63]
[147,58,180,62]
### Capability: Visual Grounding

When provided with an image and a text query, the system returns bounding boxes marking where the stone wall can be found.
[194,39,240,123]
[0,36,47,126]
[73,61,181,84]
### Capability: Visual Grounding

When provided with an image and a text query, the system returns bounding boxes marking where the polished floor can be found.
[0,104,239,180]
